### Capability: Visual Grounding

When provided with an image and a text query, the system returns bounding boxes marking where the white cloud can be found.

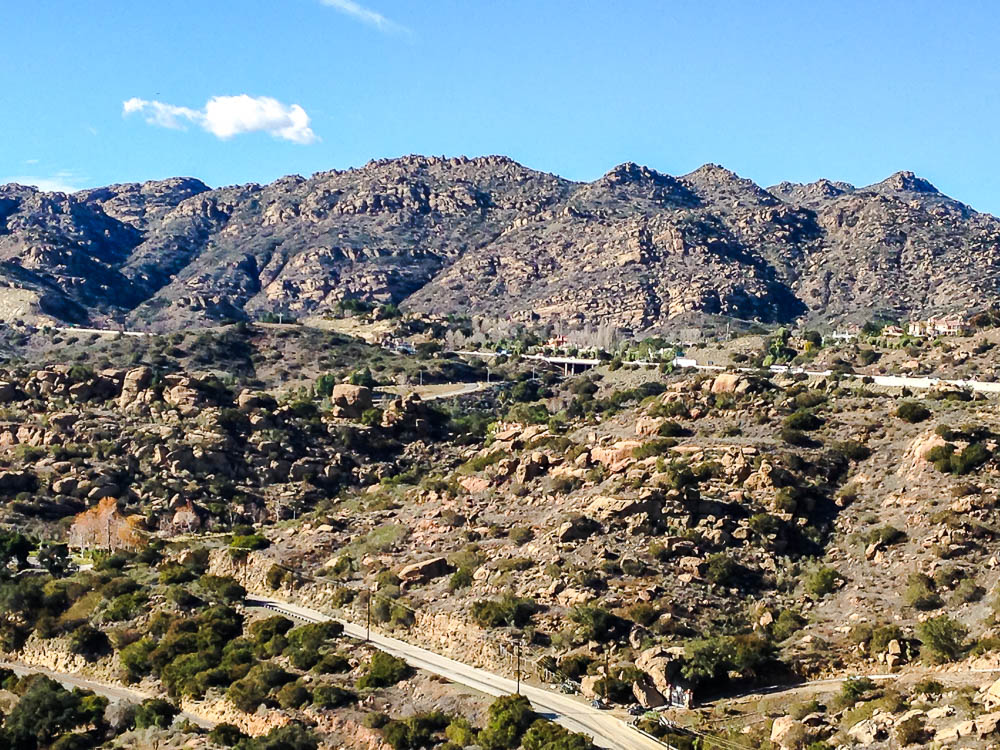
[123,95,318,145]
[4,172,82,193]
[320,0,408,33]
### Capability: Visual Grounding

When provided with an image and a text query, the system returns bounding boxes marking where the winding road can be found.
[246,597,668,750]
[0,661,215,728]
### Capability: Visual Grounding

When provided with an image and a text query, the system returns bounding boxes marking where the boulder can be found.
[48,412,78,433]
[580,675,601,699]
[0,470,35,493]
[983,676,1000,710]
[459,476,491,494]
[515,452,549,483]
[398,556,450,584]
[770,716,806,750]
[0,382,24,403]
[711,373,743,393]
[331,384,374,419]
[556,516,599,543]
[635,647,683,698]
[632,677,666,709]
[590,441,641,473]
[585,493,660,523]
[118,367,153,409]
[237,389,277,411]
[635,416,665,437]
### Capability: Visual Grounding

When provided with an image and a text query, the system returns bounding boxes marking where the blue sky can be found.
[4,1,1000,212]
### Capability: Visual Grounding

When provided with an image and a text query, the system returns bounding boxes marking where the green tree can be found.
[917,615,968,663]
[134,698,179,729]
[479,694,537,750]
[1,676,98,749]
[358,652,411,689]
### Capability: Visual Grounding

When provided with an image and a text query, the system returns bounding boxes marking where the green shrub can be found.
[199,574,247,604]
[276,682,311,709]
[312,683,356,709]
[67,624,109,660]
[783,410,823,431]
[626,602,660,627]
[912,678,943,696]
[312,652,350,674]
[953,578,985,604]
[134,698,179,729]
[449,567,474,591]
[833,440,871,461]
[657,420,687,438]
[508,527,534,545]
[569,605,619,642]
[896,716,925,746]
[358,652,411,690]
[865,525,905,547]
[705,554,738,586]
[780,428,812,447]
[870,625,904,654]
[266,565,287,590]
[229,533,270,559]
[478,694,537,750]
[522,718,595,750]
[837,676,875,707]
[904,573,942,611]
[916,615,967,663]
[632,439,677,459]
[209,723,248,746]
[445,718,478,747]
[772,609,806,642]
[896,401,930,423]
[471,596,537,628]
[120,637,155,682]
[680,634,776,687]
[805,567,840,598]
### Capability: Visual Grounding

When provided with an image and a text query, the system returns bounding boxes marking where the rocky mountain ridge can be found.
[1,156,997,332]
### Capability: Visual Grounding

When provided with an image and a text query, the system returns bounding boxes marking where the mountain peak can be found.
[871,170,940,194]
[601,162,671,185]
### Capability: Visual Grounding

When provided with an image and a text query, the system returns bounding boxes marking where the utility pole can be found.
[604,649,610,704]
[366,588,372,642]
[515,637,522,695]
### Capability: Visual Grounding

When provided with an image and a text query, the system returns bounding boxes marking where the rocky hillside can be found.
[1,156,998,331]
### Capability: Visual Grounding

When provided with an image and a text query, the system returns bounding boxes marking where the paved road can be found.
[376,381,490,403]
[0,660,215,728]
[247,597,667,750]
[455,349,1000,394]
[53,326,149,338]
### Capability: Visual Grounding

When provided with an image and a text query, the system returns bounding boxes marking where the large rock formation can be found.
[2,157,998,331]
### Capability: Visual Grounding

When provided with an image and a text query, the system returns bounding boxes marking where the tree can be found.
[36,543,69,577]
[209,723,248,746]
[357,652,411,689]
[522,718,595,750]
[234,723,318,750]
[119,637,155,682]
[67,624,109,660]
[0,530,31,569]
[896,401,931,424]
[1,675,101,749]
[479,695,537,750]
[917,615,967,663]
[199,574,247,604]
[67,497,146,552]
[134,698,179,729]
